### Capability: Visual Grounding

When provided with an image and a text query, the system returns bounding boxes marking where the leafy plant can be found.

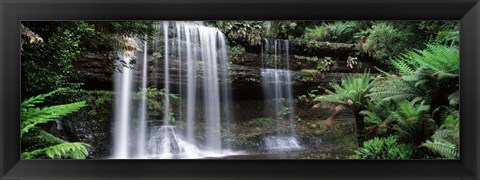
[354,136,414,159]
[421,110,459,159]
[301,21,359,43]
[133,88,178,121]
[264,21,298,39]
[168,112,177,124]
[367,75,424,103]
[278,107,291,117]
[21,89,90,159]
[391,44,459,79]
[21,21,155,98]
[297,89,320,104]
[314,72,373,143]
[359,22,414,61]
[362,100,396,138]
[216,21,264,47]
[390,101,437,145]
[248,117,274,127]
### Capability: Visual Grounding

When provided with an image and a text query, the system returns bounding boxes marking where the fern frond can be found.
[391,59,415,76]
[367,77,420,102]
[22,142,90,159]
[391,44,459,80]
[421,140,458,159]
[315,72,372,112]
[21,101,86,136]
[21,88,64,109]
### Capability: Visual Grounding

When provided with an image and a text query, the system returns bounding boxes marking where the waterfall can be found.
[111,21,235,159]
[261,39,300,151]
[136,40,148,158]
[162,22,171,126]
[112,51,135,159]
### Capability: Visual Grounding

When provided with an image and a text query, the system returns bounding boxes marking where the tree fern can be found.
[363,100,396,138]
[315,72,372,111]
[314,72,372,143]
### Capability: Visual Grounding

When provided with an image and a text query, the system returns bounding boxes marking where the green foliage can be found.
[301,21,359,43]
[354,136,414,159]
[240,132,257,141]
[416,21,459,46]
[436,30,459,47]
[297,89,320,104]
[314,72,372,113]
[86,90,113,116]
[362,100,396,137]
[368,44,458,106]
[359,22,414,61]
[421,110,459,159]
[391,44,459,79]
[21,89,90,159]
[168,112,177,124]
[367,76,423,102]
[264,21,298,39]
[133,88,178,122]
[363,99,436,148]
[21,22,92,97]
[278,107,291,117]
[248,117,274,127]
[294,55,333,72]
[216,21,264,47]
[21,21,155,98]
[314,72,373,143]
[228,45,246,52]
[22,142,90,159]
[21,89,86,136]
[390,101,437,145]
[421,140,458,159]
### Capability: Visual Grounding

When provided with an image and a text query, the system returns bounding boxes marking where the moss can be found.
[295,69,323,83]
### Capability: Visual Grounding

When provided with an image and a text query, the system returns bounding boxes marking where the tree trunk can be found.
[354,111,365,145]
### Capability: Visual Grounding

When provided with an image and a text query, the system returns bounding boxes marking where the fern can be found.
[21,89,90,159]
[22,142,91,159]
[314,72,372,143]
[21,88,64,109]
[421,140,458,159]
[421,110,459,159]
[363,101,396,137]
[391,44,459,79]
[355,136,414,159]
[21,101,86,136]
[391,101,436,145]
[367,76,421,102]
[315,72,372,111]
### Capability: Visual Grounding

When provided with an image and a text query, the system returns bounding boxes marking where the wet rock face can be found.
[61,92,114,159]
[76,41,381,97]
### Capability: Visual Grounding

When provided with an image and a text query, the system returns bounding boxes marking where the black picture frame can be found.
[1,0,479,179]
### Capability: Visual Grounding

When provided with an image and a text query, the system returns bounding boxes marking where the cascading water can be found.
[112,21,236,159]
[136,39,148,158]
[112,50,135,159]
[261,39,300,151]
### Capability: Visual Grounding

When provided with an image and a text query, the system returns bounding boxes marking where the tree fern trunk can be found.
[354,112,365,145]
